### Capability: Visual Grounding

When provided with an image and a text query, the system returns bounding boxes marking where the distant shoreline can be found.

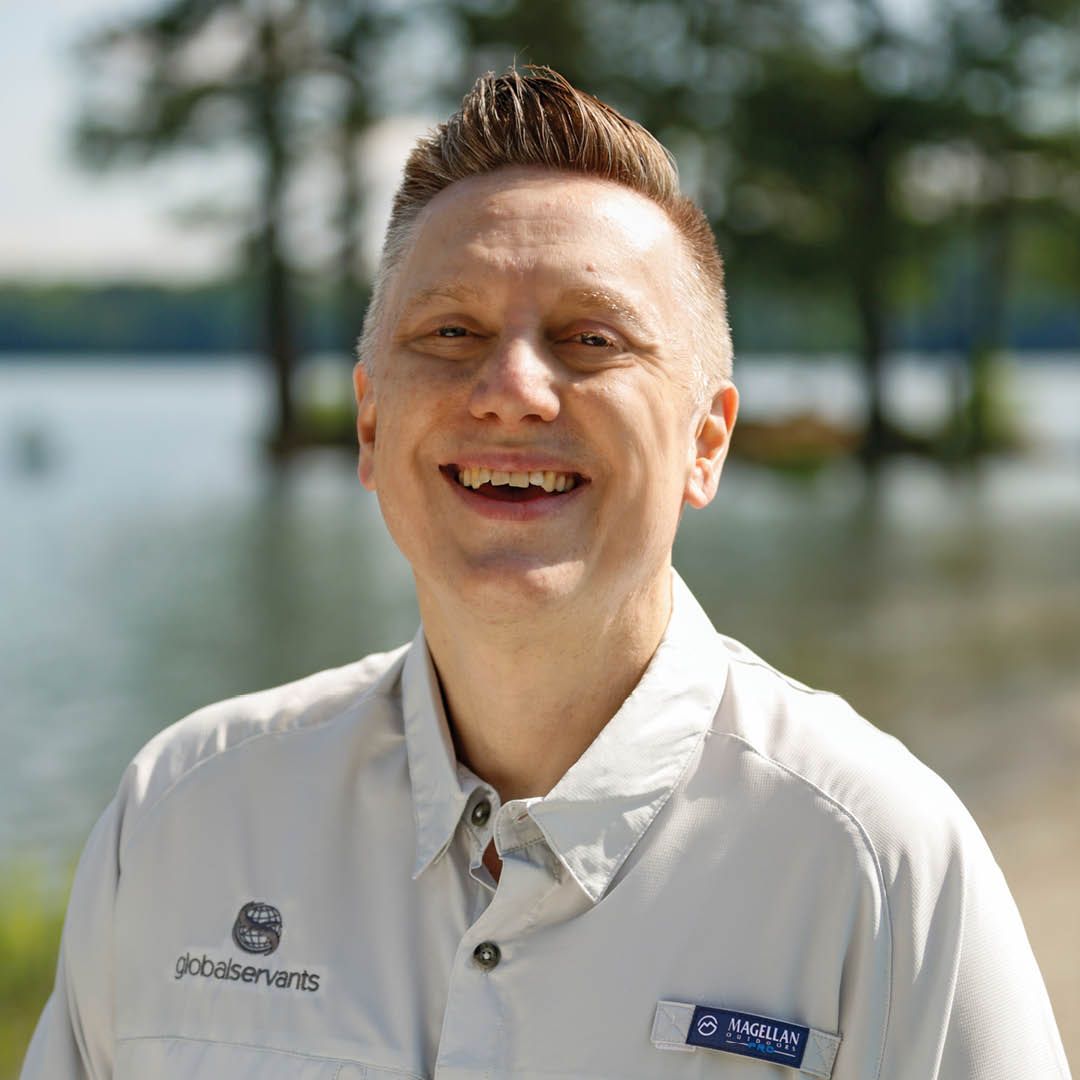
[3,349,1080,364]
[1,279,1077,355]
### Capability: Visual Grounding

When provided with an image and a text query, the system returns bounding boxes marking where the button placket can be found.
[465,792,499,892]
[438,818,565,1079]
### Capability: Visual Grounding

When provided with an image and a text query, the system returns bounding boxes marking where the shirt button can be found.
[473,941,501,970]
[470,798,492,828]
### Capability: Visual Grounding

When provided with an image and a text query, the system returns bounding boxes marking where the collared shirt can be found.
[22,573,1070,1079]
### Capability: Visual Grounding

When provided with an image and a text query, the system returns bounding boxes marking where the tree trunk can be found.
[852,129,890,465]
[965,201,1010,457]
[264,214,297,454]
[854,269,888,464]
[257,16,298,458]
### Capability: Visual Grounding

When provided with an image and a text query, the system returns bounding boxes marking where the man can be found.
[24,67,1069,1080]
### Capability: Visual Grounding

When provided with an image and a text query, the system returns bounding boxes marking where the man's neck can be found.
[417,570,673,803]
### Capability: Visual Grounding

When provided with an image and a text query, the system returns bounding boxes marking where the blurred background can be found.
[1,0,1077,1073]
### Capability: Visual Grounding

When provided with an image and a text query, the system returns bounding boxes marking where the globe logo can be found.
[232,901,283,955]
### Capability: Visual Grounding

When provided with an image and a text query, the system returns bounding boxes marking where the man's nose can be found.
[468,335,560,424]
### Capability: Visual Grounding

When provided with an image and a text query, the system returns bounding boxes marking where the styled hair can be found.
[358,66,732,394]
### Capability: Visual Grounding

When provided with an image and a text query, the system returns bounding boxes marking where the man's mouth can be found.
[441,464,586,502]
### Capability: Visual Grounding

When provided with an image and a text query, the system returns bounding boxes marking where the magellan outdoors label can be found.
[651,1000,841,1077]
[687,1006,810,1067]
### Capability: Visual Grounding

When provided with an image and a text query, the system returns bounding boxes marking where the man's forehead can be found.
[411,167,678,250]
[390,169,685,321]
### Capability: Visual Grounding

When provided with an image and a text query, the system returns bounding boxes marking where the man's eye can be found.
[571,332,614,347]
[434,326,469,338]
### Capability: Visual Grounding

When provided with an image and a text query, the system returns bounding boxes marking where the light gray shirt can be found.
[22,574,1070,1079]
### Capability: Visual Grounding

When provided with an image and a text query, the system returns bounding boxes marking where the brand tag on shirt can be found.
[652,1000,841,1078]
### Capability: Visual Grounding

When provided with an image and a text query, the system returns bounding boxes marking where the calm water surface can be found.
[2,356,1079,872]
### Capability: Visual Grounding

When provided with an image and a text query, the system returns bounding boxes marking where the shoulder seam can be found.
[119,671,392,862]
[727,652,852,707]
[710,730,892,1080]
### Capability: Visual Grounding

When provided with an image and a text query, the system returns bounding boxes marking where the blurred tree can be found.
[73,0,333,454]
[323,6,373,350]
[715,0,1079,459]
[70,0,434,454]
[312,0,399,349]
[939,0,1080,455]
[713,0,1049,462]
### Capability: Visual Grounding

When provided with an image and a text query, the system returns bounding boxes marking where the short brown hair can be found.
[359,66,732,393]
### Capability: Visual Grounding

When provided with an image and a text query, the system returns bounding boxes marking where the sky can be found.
[0,0,427,283]
[1,0,227,281]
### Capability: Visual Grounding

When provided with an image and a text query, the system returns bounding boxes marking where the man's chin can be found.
[432,555,588,618]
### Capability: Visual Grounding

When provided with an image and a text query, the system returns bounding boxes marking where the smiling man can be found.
[24,68,1069,1080]
[353,160,733,813]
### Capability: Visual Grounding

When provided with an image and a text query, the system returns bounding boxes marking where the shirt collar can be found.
[401,631,483,879]
[401,570,728,899]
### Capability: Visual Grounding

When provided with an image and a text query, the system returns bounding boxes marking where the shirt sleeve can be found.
[20,794,121,1080]
[875,801,1071,1080]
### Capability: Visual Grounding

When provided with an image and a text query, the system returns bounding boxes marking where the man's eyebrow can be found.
[558,287,656,337]
[396,282,658,338]
[397,283,486,321]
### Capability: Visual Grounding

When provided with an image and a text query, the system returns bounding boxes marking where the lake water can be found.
[2,355,1078,873]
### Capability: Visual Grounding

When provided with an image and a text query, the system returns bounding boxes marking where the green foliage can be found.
[0,869,66,1080]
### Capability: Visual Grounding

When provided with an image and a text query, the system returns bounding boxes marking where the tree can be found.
[312,1,397,349]
[715,0,1080,459]
[73,0,362,454]
[936,0,1080,455]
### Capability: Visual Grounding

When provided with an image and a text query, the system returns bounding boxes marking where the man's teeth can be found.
[455,467,577,492]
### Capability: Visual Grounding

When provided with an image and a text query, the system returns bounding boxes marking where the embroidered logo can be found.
[170,900,322,993]
[232,900,282,955]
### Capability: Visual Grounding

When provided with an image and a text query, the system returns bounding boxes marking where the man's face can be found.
[355,168,736,619]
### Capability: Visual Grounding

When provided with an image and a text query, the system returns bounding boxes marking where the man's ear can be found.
[353,362,377,491]
[684,382,739,510]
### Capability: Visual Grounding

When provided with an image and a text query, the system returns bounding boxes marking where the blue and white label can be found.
[687,1006,809,1067]
[652,999,841,1077]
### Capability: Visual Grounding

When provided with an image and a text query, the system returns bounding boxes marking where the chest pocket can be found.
[114,1037,426,1080]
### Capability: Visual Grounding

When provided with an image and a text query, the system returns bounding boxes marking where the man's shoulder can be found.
[713,634,987,879]
[115,643,411,839]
